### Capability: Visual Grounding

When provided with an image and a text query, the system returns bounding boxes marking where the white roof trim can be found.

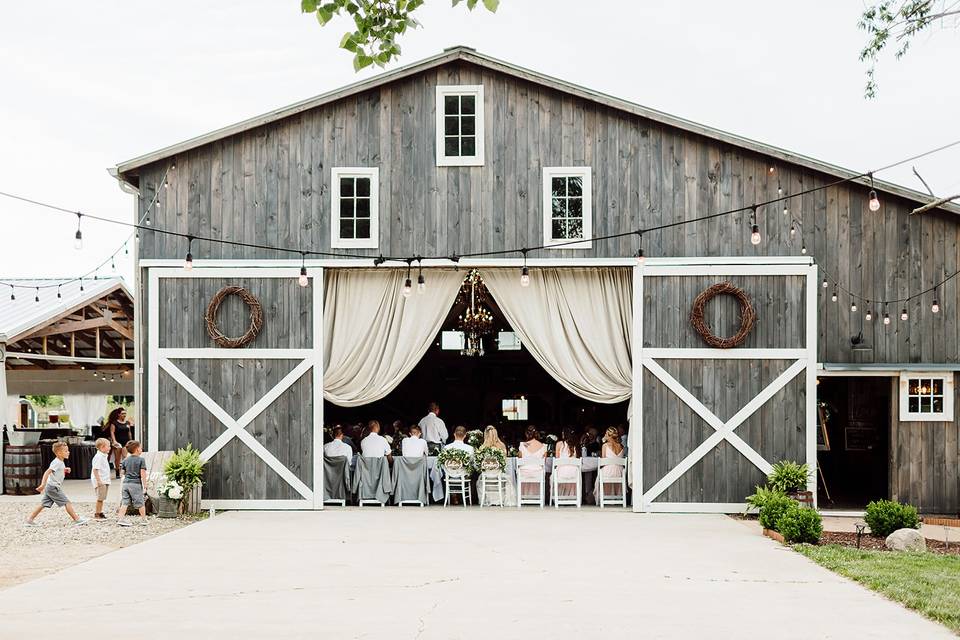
[112,46,960,216]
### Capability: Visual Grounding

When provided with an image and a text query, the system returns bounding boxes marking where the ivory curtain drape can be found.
[63,394,107,435]
[481,268,632,404]
[323,269,462,407]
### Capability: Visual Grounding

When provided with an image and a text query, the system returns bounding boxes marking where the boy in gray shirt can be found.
[116,440,149,527]
[25,441,89,526]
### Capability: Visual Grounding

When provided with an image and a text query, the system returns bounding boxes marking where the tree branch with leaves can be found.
[859,0,960,98]
[301,0,500,71]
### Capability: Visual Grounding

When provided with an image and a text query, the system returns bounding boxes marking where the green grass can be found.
[795,544,960,634]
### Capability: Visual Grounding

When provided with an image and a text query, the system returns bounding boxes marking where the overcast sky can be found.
[1,2,958,289]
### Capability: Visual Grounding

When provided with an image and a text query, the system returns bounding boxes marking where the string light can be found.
[298,252,308,287]
[402,259,413,298]
[831,287,838,302]
[800,243,807,255]
[183,236,193,271]
[520,249,530,287]
[790,222,797,237]
[850,301,857,312]
[822,277,828,288]
[34,287,39,303]
[416,258,425,294]
[56,284,61,299]
[868,173,881,212]
[865,302,873,321]
[750,207,761,245]
[883,304,891,325]
[74,213,83,250]
[9,285,14,301]
[783,204,789,216]
[900,308,909,321]
[932,291,940,314]
[635,232,645,265]
[79,278,84,292]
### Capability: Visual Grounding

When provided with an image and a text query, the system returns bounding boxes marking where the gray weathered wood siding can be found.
[153,277,314,500]
[129,60,959,365]
[889,375,960,513]
[641,275,807,504]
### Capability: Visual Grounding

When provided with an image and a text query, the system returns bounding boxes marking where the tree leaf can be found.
[316,8,334,24]
[353,53,374,71]
[301,0,318,13]
[482,0,499,11]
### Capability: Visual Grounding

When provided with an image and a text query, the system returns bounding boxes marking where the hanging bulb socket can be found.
[74,213,83,250]
[750,224,761,246]
[883,311,891,325]
[868,190,880,212]
[34,287,39,303]
[402,278,413,297]
[821,278,828,289]
[932,299,940,314]
[831,288,838,303]
[9,286,15,301]
[800,244,807,255]
[850,302,857,312]
[298,266,309,287]
[520,265,530,287]
[183,236,194,271]
[417,273,426,294]
[900,308,909,321]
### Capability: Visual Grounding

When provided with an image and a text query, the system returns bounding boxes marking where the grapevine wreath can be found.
[689,282,756,349]
[205,286,263,348]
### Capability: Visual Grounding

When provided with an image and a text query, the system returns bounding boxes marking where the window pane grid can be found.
[442,93,477,158]
[907,377,944,415]
[338,177,372,241]
[549,176,584,240]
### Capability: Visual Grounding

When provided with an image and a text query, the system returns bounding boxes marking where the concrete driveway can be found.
[0,509,951,639]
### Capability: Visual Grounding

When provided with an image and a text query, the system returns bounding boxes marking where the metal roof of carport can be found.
[111,45,960,217]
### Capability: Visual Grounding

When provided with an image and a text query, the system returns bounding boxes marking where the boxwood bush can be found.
[759,493,796,531]
[777,504,823,544]
[864,499,920,537]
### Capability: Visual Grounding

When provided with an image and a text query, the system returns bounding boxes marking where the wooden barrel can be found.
[3,445,42,495]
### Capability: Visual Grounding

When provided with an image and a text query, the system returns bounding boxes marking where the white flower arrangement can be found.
[158,478,184,500]
[465,429,484,449]
[437,448,473,477]
[472,446,506,474]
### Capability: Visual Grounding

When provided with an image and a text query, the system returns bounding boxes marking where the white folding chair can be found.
[478,471,506,507]
[598,457,628,508]
[551,457,582,508]
[443,466,472,507]
[516,458,545,508]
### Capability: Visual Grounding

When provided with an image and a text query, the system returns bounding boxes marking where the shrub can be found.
[746,485,785,512]
[777,504,823,544]
[164,444,206,491]
[864,499,920,537]
[766,460,811,493]
[759,493,796,531]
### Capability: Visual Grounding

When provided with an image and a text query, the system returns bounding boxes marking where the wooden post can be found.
[95,328,100,359]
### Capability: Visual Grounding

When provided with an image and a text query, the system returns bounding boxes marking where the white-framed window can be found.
[542,167,592,249]
[435,85,484,166]
[898,372,954,422]
[330,167,379,249]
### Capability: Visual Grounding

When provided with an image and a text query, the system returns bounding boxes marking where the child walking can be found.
[91,438,112,519]
[116,440,148,527]
[25,441,89,526]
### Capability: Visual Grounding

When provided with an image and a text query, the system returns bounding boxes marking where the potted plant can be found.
[157,478,184,518]
[163,444,206,514]
[766,460,812,505]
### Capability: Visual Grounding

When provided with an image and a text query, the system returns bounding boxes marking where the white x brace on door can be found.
[147,267,325,510]
[630,260,819,513]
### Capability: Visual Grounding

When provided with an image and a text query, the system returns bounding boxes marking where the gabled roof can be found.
[0,277,131,344]
[112,46,960,215]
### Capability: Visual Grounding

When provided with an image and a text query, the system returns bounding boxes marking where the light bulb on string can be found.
[56,285,61,299]
[865,302,872,321]
[9,285,15,301]
[416,258,425,294]
[74,213,83,250]
[520,249,530,287]
[124,243,129,255]
[900,308,909,321]
[831,287,838,303]
[783,204,789,216]
[883,306,891,325]
[749,207,761,245]
[635,232,645,265]
[789,223,796,237]
[111,257,116,271]
[183,236,194,271]
[402,258,413,298]
[932,297,940,314]
[821,278,828,289]
[868,173,880,212]
[298,253,309,287]
[850,301,857,313]
[800,244,807,255]
[79,278,84,292]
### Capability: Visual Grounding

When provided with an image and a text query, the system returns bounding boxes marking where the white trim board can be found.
[201,500,313,511]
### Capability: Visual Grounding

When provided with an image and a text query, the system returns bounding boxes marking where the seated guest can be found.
[360,420,392,459]
[401,425,429,457]
[594,426,626,502]
[517,425,547,496]
[554,429,581,497]
[324,427,353,460]
[580,426,601,456]
[446,426,474,455]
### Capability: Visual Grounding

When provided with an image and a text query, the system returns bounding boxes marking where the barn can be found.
[111,46,960,514]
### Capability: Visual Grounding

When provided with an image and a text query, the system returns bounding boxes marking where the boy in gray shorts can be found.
[25,441,89,526]
[116,440,149,527]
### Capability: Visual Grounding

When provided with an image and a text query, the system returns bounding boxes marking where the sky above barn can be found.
[0,1,957,289]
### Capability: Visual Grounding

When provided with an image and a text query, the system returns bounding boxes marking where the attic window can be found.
[436,85,484,166]
[899,373,954,422]
[542,167,592,249]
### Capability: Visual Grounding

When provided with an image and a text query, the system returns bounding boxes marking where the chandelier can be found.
[456,269,495,356]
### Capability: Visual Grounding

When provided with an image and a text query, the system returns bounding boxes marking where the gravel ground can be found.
[0,502,198,590]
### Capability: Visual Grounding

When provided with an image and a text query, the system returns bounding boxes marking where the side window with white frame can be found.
[899,373,954,421]
[331,167,379,249]
[543,167,592,249]
[436,85,484,166]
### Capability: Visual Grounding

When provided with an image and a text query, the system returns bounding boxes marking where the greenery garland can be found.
[472,446,506,474]
[437,447,473,476]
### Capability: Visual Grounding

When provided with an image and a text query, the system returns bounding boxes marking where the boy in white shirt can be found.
[90,438,112,519]
[401,425,429,457]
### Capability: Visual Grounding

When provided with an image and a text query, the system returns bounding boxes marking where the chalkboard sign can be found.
[817,405,830,452]
[845,427,877,451]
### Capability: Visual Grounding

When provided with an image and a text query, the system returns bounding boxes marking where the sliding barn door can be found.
[632,262,817,512]
[147,267,324,510]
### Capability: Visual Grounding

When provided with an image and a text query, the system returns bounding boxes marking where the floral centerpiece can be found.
[437,447,473,477]
[156,478,184,519]
[472,446,506,475]
[465,429,484,449]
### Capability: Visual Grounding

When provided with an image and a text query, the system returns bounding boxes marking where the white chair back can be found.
[551,457,582,508]
[598,457,628,508]
[516,457,546,508]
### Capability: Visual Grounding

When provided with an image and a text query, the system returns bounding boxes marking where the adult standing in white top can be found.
[445,426,474,455]
[418,402,448,447]
[360,420,392,459]
[401,425,429,457]
[324,426,354,460]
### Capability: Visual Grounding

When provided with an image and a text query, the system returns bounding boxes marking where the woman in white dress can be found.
[478,426,517,506]
[517,425,547,501]
[593,427,626,503]
[553,429,580,498]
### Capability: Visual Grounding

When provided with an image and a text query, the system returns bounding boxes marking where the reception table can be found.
[39,441,96,480]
